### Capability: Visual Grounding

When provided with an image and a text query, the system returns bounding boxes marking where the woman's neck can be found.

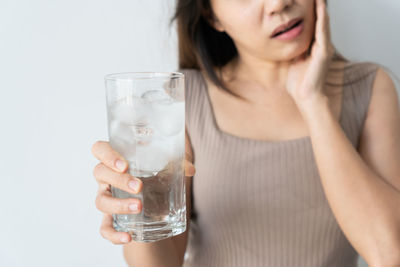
[218,54,294,101]
[215,51,345,104]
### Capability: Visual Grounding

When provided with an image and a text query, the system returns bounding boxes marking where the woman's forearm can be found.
[298,94,400,267]
[123,237,181,267]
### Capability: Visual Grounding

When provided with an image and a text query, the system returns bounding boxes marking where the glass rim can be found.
[104,71,184,81]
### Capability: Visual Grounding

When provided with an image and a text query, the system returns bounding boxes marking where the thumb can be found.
[184,159,196,177]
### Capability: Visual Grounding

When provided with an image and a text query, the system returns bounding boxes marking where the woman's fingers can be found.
[91,141,128,173]
[185,159,196,177]
[93,163,142,194]
[315,0,326,40]
[95,189,142,215]
[315,0,333,56]
[100,214,132,245]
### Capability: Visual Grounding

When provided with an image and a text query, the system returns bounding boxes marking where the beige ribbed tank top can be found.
[180,62,379,267]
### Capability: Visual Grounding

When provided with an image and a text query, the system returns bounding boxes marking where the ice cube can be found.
[140,89,184,136]
[109,121,135,144]
[141,89,172,103]
[157,127,185,162]
[110,96,147,125]
[134,138,173,173]
[172,127,185,158]
[109,138,136,162]
[130,122,153,145]
[150,101,185,136]
[109,122,137,161]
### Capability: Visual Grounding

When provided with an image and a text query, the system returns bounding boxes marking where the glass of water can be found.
[104,72,186,243]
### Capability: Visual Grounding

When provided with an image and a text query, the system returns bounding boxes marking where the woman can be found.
[91,0,400,266]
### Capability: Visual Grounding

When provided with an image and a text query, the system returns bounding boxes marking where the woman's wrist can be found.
[296,91,330,125]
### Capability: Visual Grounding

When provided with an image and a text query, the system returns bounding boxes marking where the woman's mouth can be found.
[271,19,304,41]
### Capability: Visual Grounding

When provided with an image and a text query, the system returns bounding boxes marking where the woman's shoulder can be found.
[342,60,398,106]
[177,67,206,90]
[176,68,206,102]
[341,60,398,122]
[349,61,398,108]
[343,60,381,84]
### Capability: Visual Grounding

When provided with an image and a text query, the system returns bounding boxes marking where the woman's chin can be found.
[278,42,311,62]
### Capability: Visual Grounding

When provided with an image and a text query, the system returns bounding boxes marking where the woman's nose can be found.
[265,0,294,16]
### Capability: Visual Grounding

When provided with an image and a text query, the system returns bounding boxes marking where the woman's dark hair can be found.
[170,0,237,90]
[169,0,390,93]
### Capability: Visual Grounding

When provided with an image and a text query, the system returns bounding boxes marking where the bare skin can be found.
[202,59,346,142]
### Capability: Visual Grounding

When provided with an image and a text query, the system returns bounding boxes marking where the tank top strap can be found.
[340,62,379,149]
[179,68,215,148]
[179,68,199,132]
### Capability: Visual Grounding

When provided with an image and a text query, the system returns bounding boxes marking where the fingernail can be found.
[128,179,140,192]
[121,236,129,243]
[115,160,126,171]
[129,203,138,212]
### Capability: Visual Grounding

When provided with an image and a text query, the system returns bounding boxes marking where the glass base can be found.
[113,220,186,243]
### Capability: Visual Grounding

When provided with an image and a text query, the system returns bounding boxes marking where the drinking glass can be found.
[104,72,186,242]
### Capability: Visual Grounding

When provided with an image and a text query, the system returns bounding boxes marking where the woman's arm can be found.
[285,0,400,265]
[298,68,400,267]
[123,238,181,267]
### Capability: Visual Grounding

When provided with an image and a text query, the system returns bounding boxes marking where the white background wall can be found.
[0,0,398,266]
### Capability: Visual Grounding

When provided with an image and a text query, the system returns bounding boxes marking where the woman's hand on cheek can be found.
[286,0,335,111]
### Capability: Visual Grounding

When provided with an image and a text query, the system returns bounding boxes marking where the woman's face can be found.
[209,0,316,62]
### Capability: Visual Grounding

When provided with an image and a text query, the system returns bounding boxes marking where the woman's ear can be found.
[212,17,225,32]
[202,9,225,32]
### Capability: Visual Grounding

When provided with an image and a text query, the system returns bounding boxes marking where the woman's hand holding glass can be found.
[91,140,195,244]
